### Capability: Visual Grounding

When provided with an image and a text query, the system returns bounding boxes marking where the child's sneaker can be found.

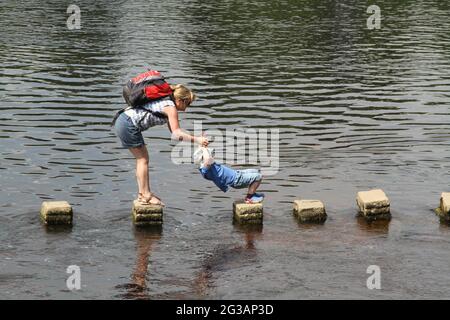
[245,193,264,204]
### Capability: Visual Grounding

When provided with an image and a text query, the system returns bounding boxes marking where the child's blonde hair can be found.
[170,84,196,105]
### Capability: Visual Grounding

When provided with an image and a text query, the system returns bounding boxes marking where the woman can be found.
[115,84,208,206]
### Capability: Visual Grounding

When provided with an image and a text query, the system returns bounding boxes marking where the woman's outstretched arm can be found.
[164,106,208,146]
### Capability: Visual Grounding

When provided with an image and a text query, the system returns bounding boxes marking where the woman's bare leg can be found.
[129,145,162,204]
[129,145,150,196]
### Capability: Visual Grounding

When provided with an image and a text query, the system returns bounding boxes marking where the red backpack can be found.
[123,70,173,107]
[111,70,173,126]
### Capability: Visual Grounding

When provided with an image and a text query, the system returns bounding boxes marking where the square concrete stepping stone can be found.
[356,189,391,220]
[233,200,263,224]
[132,200,163,226]
[293,200,327,223]
[436,192,450,221]
[40,201,73,225]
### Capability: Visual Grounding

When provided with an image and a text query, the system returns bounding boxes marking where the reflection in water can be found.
[117,225,162,300]
[356,215,390,235]
[42,224,73,235]
[192,224,263,298]
[433,208,450,229]
[233,223,263,250]
[294,216,327,230]
[436,209,450,230]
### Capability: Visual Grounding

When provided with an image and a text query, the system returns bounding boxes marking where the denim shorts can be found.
[114,112,145,148]
[231,169,262,189]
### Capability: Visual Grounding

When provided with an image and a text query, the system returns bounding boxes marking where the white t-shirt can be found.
[124,99,175,131]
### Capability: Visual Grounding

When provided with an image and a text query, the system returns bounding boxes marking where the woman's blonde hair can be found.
[170,84,196,105]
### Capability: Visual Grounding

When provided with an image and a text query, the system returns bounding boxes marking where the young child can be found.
[193,147,264,203]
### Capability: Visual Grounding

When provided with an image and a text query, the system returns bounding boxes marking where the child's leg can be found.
[231,169,263,199]
[247,178,262,195]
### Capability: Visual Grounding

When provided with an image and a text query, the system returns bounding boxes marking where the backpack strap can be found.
[111,106,132,127]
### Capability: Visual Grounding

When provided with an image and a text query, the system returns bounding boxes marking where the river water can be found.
[1,0,450,299]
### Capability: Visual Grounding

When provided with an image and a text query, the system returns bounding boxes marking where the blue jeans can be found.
[114,112,145,148]
[231,169,262,189]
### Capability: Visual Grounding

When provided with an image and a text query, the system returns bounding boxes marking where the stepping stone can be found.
[436,192,450,221]
[356,189,391,220]
[40,201,73,225]
[132,200,163,226]
[233,200,263,224]
[293,200,327,223]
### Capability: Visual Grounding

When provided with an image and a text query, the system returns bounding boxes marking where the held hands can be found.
[197,136,209,147]
[197,132,209,146]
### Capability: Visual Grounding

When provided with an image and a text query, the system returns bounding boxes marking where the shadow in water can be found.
[356,215,391,235]
[191,223,263,298]
[115,225,162,300]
